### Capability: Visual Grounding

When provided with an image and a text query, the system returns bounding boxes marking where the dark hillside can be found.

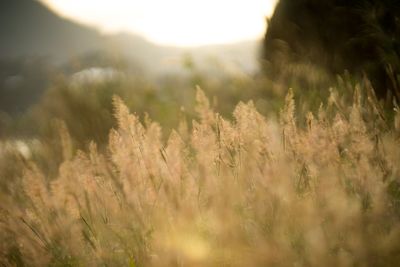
[262,0,400,98]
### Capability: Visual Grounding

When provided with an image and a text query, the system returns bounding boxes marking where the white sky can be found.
[40,0,277,47]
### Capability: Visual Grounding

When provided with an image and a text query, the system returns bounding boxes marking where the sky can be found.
[40,0,277,47]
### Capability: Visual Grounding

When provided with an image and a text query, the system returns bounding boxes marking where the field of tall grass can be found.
[1,77,400,266]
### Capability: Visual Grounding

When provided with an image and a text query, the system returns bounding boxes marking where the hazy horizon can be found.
[40,0,277,47]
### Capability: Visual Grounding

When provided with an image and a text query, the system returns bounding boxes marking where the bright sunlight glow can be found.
[40,0,277,47]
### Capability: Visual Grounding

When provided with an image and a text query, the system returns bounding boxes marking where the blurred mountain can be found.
[0,0,259,114]
[0,0,107,62]
[0,0,259,72]
[109,33,259,76]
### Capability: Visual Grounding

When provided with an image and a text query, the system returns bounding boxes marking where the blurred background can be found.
[0,0,399,148]
[0,0,279,144]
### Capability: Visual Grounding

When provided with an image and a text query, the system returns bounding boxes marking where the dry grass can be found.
[1,85,400,267]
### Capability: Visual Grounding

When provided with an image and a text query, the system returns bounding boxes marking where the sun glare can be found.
[40,0,277,46]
